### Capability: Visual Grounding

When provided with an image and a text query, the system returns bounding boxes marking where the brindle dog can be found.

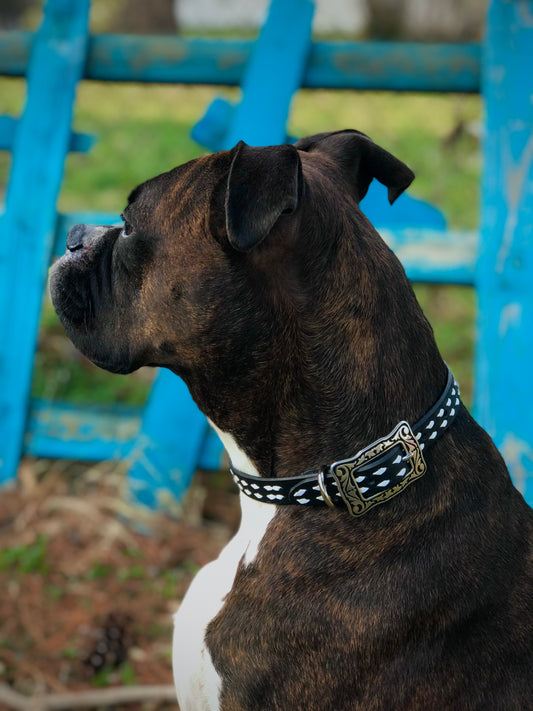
[50,131,533,710]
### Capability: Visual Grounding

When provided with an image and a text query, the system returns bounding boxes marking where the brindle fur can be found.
[50,131,533,710]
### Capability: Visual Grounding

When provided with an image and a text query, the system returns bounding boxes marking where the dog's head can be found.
[50,131,423,448]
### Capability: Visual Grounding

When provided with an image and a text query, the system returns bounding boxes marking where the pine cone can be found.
[83,612,134,674]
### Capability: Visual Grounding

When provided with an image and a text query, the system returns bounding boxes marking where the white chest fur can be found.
[173,430,276,711]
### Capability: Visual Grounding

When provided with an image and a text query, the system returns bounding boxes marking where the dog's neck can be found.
[264,253,445,478]
[178,197,446,479]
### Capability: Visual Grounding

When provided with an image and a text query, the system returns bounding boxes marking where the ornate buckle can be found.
[330,421,426,517]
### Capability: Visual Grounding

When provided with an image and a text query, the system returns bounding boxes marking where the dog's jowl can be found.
[50,131,533,710]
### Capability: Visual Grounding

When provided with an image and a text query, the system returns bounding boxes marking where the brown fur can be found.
[50,131,533,710]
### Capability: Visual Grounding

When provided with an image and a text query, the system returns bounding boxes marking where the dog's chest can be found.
[173,493,276,711]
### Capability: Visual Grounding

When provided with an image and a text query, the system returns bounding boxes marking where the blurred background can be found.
[0,1,486,707]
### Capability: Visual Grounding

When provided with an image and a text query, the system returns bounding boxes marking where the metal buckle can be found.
[330,421,426,517]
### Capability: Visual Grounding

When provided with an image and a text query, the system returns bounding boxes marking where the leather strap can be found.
[231,368,460,516]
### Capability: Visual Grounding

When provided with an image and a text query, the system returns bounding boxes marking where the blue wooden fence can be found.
[0,0,531,508]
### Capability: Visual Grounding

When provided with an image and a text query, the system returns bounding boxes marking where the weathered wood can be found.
[476,0,533,505]
[0,115,95,153]
[25,398,224,472]
[306,40,480,92]
[0,30,481,92]
[0,0,91,486]
[0,30,31,77]
[224,0,313,148]
[382,227,477,285]
[127,372,217,508]
[25,399,140,462]
[0,681,176,711]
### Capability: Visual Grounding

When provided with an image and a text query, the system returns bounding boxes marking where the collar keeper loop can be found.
[317,466,335,508]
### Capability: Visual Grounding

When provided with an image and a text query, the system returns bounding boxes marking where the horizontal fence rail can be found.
[0,31,481,92]
[25,398,224,471]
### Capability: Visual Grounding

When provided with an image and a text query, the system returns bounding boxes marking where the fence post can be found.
[0,0,91,485]
[476,0,533,505]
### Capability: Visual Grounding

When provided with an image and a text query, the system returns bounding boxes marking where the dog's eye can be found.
[120,214,134,237]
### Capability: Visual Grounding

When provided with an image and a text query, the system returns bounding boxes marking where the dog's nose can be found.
[66,224,90,252]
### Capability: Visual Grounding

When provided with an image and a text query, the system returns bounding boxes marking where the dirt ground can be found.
[0,458,241,710]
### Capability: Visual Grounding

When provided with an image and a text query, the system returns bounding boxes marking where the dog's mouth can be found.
[50,238,131,367]
[87,352,139,375]
[50,249,110,328]
[49,229,159,376]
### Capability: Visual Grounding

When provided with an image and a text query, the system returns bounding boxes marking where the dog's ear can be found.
[295,130,414,204]
[225,141,302,252]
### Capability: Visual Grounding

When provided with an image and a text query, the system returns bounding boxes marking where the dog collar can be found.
[231,368,460,517]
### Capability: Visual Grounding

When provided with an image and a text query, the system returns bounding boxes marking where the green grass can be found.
[59,83,229,213]
[0,534,49,574]
[290,90,481,229]
[0,78,480,407]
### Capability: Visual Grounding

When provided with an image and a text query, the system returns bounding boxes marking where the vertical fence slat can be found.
[476,0,533,505]
[0,0,91,485]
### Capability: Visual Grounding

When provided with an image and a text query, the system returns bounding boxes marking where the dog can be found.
[50,130,533,710]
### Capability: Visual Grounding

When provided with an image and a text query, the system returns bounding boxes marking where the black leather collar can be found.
[231,368,460,516]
